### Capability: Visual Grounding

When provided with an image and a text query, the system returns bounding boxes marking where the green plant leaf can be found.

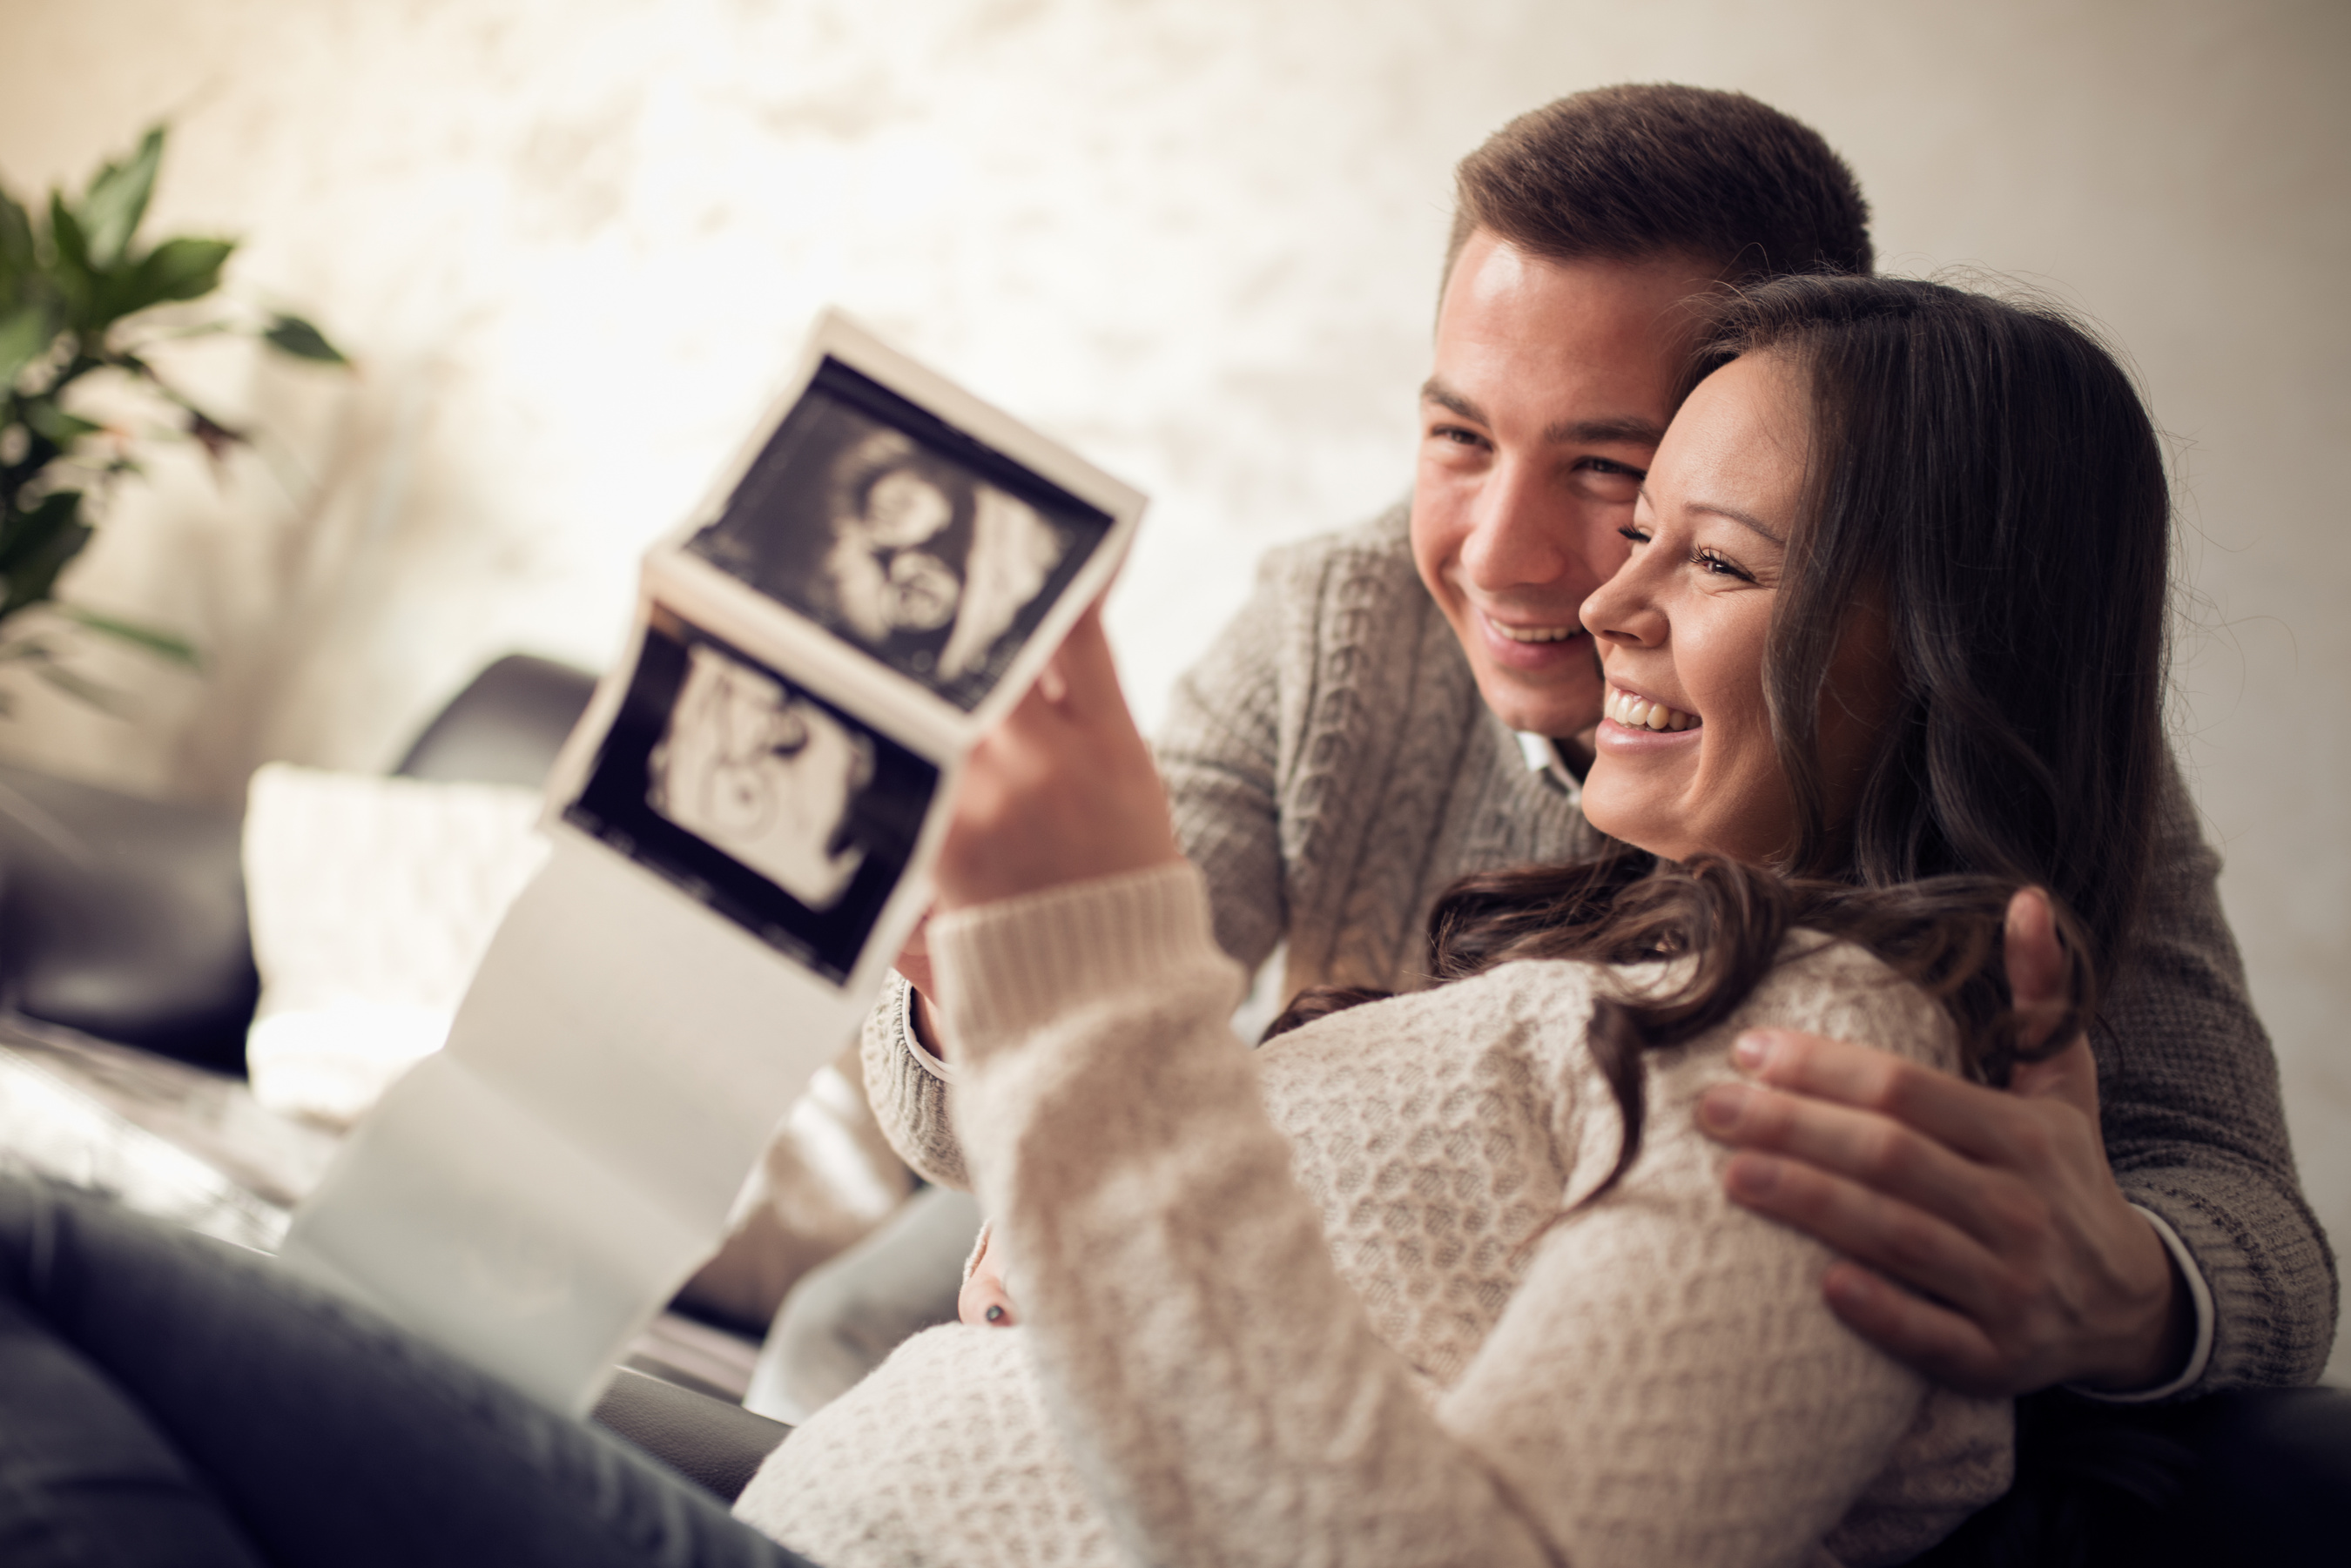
[0,488,92,621]
[45,193,97,327]
[0,302,56,388]
[0,190,35,289]
[112,235,233,319]
[47,192,90,272]
[260,312,347,365]
[23,400,101,448]
[0,486,85,569]
[78,125,165,271]
[57,603,198,666]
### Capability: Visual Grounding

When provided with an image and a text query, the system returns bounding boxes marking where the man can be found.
[832,84,2331,1416]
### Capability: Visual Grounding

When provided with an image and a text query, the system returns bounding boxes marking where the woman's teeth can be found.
[1606,685,1699,732]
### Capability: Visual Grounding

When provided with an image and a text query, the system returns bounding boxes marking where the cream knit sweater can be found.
[864,507,2334,1393]
[736,864,2011,1567]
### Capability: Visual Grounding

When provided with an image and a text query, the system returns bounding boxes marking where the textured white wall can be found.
[3,0,2344,1376]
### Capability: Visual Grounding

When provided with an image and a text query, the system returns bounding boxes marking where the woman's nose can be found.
[1580,559,1664,648]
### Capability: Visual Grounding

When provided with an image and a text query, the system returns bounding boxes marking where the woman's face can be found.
[1578,352,1896,865]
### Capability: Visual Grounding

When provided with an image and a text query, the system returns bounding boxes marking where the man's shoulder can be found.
[1252,499,1420,601]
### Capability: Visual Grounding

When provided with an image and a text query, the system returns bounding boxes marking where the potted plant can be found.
[0,124,346,710]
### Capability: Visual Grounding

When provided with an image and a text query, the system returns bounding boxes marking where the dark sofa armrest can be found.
[395,653,598,788]
[0,763,256,1072]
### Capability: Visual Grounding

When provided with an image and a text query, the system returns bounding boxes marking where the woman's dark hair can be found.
[1274,276,2172,1205]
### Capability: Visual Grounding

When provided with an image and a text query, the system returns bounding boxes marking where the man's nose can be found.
[1458,461,1575,592]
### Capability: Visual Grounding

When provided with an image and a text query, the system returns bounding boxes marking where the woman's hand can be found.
[1695,888,2192,1396]
[933,602,1182,913]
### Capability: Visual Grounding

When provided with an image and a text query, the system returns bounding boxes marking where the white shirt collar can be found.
[1515,731,1583,807]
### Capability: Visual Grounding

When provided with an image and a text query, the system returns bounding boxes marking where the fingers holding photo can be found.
[934,600,1182,912]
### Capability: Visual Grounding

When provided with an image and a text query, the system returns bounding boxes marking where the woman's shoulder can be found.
[1735,931,1964,1075]
[1469,929,1963,1078]
[1262,929,1962,1087]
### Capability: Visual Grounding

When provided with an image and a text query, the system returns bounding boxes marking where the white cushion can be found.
[240,764,548,1127]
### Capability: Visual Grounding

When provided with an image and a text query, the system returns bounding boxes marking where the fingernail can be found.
[1734,1032,1769,1070]
[1699,1082,1748,1131]
[1822,1267,1873,1312]
[1727,1154,1779,1198]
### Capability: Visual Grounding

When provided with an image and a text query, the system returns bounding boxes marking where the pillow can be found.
[240,764,548,1127]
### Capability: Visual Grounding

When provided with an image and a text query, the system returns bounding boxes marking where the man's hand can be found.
[1696,889,2192,1397]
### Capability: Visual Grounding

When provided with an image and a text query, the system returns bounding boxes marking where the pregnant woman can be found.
[0,273,2171,1568]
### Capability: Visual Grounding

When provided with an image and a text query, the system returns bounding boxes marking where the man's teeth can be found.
[1606,686,1699,732]
[1489,619,1579,643]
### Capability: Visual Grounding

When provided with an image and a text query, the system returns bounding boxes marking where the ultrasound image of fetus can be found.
[646,643,874,912]
[823,455,965,643]
[818,431,1069,687]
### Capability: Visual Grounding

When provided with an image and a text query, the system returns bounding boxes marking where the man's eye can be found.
[1572,457,1645,503]
[1430,423,1485,446]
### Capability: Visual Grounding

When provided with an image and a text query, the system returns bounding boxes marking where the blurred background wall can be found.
[2,0,2344,1376]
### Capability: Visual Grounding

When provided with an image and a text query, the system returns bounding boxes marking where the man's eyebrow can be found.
[1635,486,1787,545]
[1541,414,1666,448]
[1418,378,1485,425]
[1418,380,1663,450]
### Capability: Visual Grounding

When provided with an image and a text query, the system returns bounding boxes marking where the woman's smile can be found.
[1599,682,1701,734]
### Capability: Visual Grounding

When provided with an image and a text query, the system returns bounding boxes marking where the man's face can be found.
[1411,232,1706,744]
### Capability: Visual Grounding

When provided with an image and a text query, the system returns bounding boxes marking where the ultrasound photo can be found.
[685,355,1114,712]
[564,612,936,985]
[649,642,873,912]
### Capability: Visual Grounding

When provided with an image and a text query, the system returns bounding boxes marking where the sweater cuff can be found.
[929,861,1231,1058]
[2068,1205,2217,1403]
[883,969,956,1084]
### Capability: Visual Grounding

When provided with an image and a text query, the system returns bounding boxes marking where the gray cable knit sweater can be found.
[866,506,2336,1394]
[744,865,2011,1566]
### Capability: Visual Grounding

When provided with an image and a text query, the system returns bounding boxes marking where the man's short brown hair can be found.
[1446,84,1873,288]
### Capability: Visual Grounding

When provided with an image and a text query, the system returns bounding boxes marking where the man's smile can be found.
[1479,611,1583,645]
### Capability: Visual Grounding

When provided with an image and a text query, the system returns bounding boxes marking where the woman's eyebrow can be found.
[1634,487,1787,545]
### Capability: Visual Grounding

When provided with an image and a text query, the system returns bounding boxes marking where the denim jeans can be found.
[0,1178,820,1568]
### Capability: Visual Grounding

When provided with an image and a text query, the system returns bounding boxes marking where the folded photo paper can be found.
[281,312,1143,1412]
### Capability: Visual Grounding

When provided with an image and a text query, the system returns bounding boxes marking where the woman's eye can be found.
[1616,524,1651,545]
[1694,548,1753,581]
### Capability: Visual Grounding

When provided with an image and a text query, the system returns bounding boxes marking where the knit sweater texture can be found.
[739,863,2012,1566]
[866,506,2337,1395]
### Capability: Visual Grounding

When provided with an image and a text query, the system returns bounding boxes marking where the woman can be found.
[0,274,2168,1567]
